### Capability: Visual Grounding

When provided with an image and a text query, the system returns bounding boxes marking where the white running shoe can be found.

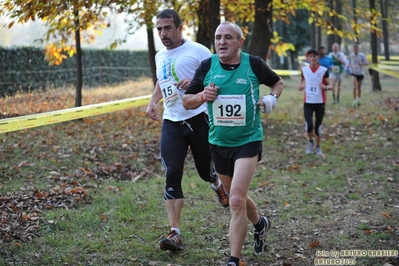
[306,141,314,154]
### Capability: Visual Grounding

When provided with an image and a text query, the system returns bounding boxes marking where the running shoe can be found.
[159,230,183,251]
[226,262,245,266]
[254,216,271,255]
[306,141,313,154]
[213,184,229,208]
[316,146,323,156]
[352,99,358,107]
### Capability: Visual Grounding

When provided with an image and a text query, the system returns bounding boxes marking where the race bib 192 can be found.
[212,95,246,126]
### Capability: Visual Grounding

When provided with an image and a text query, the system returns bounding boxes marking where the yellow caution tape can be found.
[370,63,399,71]
[371,64,399,78]
[274,69,301,76]
[379,60,399,65]
[299,55,399,61]
[0,95,152,134]
[378,55,399,60]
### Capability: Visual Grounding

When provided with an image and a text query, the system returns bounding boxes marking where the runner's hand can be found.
[146,102,160,121]
[259,95,277,114]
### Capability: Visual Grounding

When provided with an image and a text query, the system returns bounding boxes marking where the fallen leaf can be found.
[287,165,301,172]
[259,181,270,187]
[99,214,108,221]
[310,241,320,248]
[382,212,391,219]
[385,226,394,233]
[13,242,22,248]
[293,253,308,259]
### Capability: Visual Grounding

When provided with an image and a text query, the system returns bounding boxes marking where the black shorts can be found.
[351,74,364,81]
[210,141,262,177]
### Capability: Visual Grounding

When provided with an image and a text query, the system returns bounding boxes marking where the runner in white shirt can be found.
[145,9,229,252]
[299,48,333,156]
[348,44,368,107]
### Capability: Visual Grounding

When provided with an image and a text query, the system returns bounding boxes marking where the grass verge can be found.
[0,75,398,266]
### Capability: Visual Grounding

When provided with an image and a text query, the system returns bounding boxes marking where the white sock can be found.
[171,228,180,235]
[211,179,221,189]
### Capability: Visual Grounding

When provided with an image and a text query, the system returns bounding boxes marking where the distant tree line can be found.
[1,0,398,101]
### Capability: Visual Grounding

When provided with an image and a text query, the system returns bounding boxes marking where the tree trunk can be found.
[327,0,334,49]
[369,0,382,91]
[311,13,317,48]
[290,50,299,70]
[335,0,343,45]
[146,24,157,86]
[196,0,211,49]
[196,0,220,50]
[74,9,82,107]
[209,0,220,51]
[352,0,359,44]
[248,0,273,59]
[317,23,322,48]
[380,0,390,60]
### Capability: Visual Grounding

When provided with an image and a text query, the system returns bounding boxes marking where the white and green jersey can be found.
[328,51,346,74]
[155,40,212,121]
[204,53,263,147]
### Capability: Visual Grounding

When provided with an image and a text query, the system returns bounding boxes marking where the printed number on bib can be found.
[212,95,246,126]
[159,79,179,108]
[306,83,321,96]
[332,66,340,74]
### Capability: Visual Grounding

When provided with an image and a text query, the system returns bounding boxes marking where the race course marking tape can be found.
[0,95,152,134]
[0,68,299,134]
[275,69,300,76]
[371,64,399,78]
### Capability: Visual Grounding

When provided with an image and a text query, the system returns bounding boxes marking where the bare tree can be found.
[380,0,390,60]
[369,0,382,91]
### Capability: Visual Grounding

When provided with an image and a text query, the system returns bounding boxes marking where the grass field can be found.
[0,73,398,266]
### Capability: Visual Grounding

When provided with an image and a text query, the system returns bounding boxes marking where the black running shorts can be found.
[210,141,262,177]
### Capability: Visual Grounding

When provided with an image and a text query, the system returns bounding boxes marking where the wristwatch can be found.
[270,93,278,99]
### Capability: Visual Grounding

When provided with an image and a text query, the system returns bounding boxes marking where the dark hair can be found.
[156,9,182,28]
[318,46,325,50]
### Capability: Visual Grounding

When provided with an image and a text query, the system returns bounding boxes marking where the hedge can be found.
[0,47,152,97]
